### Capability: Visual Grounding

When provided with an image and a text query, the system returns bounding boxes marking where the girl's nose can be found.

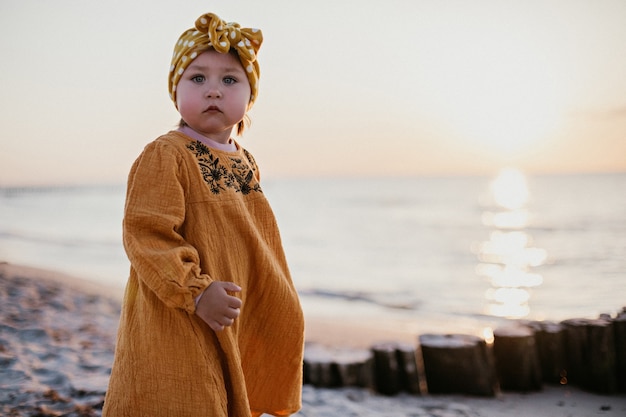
[206,85,222,98]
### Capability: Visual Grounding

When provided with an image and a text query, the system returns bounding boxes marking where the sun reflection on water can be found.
[476,168,547,319]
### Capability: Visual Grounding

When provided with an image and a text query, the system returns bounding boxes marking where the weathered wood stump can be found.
[419,333,497,396]
[614,309,626,392]
[396,342,422,395]
[372,342,400,395]
[526,321,567,385]
[303,343,373,388]
[493,325,542,391]
[561,317,617,394]
[303,343,336,387]
[371,342,421,396]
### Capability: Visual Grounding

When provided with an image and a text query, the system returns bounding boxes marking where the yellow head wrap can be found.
[169,13,263,108]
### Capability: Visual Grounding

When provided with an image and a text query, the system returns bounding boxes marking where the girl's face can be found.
[176,49,251,143]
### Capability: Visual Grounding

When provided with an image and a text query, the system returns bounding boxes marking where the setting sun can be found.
[445,54,567,156]
[420,10,573,160]
[490,168,529,210]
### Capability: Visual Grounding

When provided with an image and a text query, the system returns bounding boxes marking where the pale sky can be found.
[1,0,625,186]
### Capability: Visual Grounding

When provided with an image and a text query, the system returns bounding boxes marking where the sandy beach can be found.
[1,261,624,417]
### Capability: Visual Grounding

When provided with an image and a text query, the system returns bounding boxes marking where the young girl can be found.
[102,12,304,417]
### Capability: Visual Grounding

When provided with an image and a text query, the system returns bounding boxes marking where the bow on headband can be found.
[169,13,263,108]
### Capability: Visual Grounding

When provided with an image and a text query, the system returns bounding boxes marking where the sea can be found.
[1,171,625,338]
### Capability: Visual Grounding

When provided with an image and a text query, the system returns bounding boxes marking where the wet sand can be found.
[1,262,624,417]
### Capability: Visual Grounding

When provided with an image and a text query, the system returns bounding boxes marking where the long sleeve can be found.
[123,140,211,313]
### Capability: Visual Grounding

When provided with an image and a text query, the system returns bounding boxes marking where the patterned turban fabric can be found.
[169,13,263,108]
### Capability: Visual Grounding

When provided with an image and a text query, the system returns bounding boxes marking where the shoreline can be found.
[1,261,625,417]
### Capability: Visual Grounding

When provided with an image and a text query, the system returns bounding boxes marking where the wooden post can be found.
[493,325,542,391]
[371,342,422,396]
[303,343,338,387]
[561,317,617,394]
[419,333,497,396]
[331,347,373,388]
[614,309,626,392]
[372,342,401,396]
[560,318,586,386]
[396,342,422,395]
[526,321,567,385]
[303,343,372,388]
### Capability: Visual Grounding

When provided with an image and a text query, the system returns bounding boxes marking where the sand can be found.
[1,261,625,417]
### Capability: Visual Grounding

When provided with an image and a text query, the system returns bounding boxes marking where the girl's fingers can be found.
[211,315,237,332]
[223,282,242,293]
[228,297,243,309]
[226,307,241,319]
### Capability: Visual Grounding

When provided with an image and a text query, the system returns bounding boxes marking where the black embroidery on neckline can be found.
[186,141,262,195]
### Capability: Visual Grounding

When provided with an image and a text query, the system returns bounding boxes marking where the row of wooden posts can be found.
[303,308,626,396]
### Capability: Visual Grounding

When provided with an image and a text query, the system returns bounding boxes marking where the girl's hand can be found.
[195,282,242,332]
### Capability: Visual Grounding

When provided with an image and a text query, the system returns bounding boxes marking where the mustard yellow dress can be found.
[102,131,304,417]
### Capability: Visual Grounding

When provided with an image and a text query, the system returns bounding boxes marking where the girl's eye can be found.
[223,76,237,85]
[191,75,205,83]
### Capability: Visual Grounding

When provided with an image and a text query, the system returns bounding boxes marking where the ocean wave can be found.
[299,288,422,311]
